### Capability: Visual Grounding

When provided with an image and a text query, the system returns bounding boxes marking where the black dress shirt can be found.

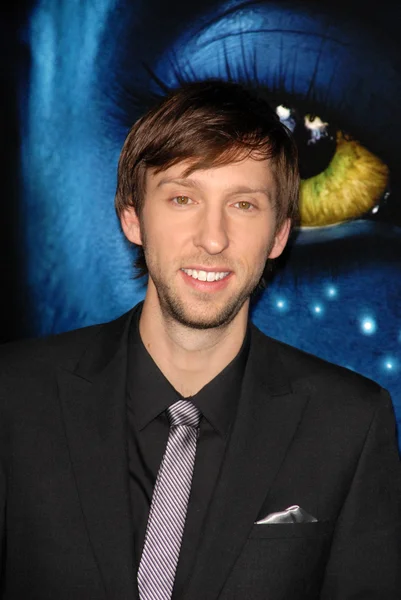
[126,308,250,598]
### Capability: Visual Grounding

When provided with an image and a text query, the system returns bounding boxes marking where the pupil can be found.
[292,120,337,179]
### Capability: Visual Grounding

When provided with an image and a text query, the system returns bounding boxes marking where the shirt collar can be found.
[126,305,250,438]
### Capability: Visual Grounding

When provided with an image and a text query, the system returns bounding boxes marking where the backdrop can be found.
[2,0,401,445]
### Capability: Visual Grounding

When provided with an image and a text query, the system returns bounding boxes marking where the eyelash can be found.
[111,18,387,170]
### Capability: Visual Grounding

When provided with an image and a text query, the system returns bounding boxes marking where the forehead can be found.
[146,155,276,194]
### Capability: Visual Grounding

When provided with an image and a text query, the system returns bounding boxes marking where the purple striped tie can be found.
[137,399,201,600]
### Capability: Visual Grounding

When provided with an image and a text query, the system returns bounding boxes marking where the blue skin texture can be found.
[20,0,401,441]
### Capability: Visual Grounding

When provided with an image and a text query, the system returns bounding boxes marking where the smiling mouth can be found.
[181,268,230,282]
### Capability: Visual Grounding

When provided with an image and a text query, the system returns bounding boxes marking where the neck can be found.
[139,291,249,397]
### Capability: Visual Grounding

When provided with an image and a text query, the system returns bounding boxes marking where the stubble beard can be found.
[144,251,269,331]
[152,272,259,330]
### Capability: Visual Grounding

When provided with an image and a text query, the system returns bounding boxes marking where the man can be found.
[0,80,400,599]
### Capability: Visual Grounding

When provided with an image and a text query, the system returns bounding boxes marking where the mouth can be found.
[181,268,231,282]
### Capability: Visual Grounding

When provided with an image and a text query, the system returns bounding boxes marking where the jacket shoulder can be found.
[0,323,102,369]
[0,308,132,374]
[252,324,386,412]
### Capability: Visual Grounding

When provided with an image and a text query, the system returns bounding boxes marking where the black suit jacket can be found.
[0,306,400,599]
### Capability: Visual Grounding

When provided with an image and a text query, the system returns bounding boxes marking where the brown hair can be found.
[115,80,299,277]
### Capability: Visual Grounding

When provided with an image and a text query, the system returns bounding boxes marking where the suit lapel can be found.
[183,326,310,600]
[57,309,138,600]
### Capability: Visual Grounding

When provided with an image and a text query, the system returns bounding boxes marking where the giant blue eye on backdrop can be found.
[18,0,401,441]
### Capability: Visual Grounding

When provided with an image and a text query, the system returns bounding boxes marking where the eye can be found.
[114,2,397,231]
[172,195,193,206]
[234,200,253,211]
[276,107,389,228]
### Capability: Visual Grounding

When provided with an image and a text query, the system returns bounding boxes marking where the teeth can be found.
[182,269,229,282]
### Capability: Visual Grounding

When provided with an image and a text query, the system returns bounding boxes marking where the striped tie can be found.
[137,399,201,600]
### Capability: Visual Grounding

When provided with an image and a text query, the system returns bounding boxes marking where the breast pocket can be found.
[221,520,335,599]
[248,520,334,539]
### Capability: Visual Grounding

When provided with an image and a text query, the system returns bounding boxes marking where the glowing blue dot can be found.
[360,317,376,335]
[314,305,322,314]
[326,286,337,298]
[382,357,398,374]
[274,298,288,312]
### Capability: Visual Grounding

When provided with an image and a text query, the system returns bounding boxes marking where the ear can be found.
[120,207,143,246]
[268,219,291,259]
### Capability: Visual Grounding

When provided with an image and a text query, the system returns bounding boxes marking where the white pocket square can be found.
[255,505,318,525]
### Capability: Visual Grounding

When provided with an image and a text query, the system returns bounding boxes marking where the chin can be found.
[177,315,233,330]
[166,298,246,330]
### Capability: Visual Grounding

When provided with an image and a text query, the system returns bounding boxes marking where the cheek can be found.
[233,221,275,265]
[141,215,187,260]
[143,205,197,249]
[141,208,169,247]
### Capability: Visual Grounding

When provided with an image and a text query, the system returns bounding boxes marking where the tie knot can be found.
[167,400,201,428]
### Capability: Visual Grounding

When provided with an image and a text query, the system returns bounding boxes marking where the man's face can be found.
[122,156,290,329]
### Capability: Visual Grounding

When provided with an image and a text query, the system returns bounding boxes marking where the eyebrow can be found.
[157,177,200,189]
[157,177,272,199]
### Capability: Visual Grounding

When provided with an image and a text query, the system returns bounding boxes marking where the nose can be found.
[193,206,229,255]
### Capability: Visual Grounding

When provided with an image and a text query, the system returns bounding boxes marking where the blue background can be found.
[2,0,400,444]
